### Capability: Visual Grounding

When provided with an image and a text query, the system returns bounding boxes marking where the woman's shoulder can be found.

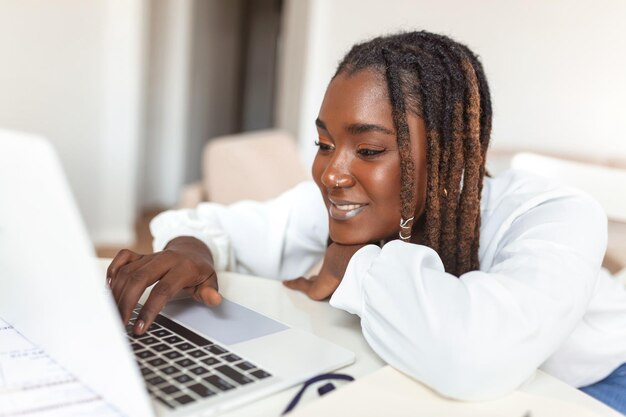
[479,169,607,268]
[482,168,601,213]
[481,169,606,235]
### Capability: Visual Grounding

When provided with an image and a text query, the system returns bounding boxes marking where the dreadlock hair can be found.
[334,31,492,277]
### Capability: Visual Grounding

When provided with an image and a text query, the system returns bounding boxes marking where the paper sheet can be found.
[0,318,124,417]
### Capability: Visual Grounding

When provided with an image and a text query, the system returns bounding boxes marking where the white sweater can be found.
[150,169,626,400]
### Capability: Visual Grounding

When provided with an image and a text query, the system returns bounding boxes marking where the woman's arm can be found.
[150,181,328,279]
[330,191,607,401]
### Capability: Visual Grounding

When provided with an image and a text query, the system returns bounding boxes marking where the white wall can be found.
[0,0,146,245]
[276,0,626,167]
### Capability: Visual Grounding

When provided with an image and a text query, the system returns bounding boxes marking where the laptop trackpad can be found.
[161,298,288,345]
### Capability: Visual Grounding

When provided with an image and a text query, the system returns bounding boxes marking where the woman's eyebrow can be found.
[345,123,394,136]
[315,118,394,136]
[315,118,328,131]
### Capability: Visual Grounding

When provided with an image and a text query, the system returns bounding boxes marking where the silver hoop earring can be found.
[399,216,414,241]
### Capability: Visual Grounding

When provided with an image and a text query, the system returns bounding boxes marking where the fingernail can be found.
[134,319,145,334]
[106,277,112,288]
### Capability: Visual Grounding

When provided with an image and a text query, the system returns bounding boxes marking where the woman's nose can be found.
[321,158,355,189]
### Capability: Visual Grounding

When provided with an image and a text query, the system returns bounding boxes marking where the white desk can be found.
[98,260,621,417]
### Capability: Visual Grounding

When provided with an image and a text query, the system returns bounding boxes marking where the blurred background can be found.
[1,0,625,260]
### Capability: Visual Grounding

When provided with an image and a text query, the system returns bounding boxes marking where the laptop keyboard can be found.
[127,305,272,409]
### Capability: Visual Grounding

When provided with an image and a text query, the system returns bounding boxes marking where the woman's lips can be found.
[328,199,368,221]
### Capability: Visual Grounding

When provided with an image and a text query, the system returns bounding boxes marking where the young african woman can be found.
[108,31,626,412]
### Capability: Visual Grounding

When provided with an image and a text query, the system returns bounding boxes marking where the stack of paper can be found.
[0,318,123,417]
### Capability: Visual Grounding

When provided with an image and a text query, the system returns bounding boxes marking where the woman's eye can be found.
[357,148,384,158]
[314,140,334,152]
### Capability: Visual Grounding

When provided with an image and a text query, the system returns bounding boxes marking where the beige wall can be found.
[276,0,626,167]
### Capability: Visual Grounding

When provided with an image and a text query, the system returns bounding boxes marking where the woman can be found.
[108,31,626,412]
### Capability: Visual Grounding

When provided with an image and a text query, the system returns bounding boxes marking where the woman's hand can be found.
[107,236,222,335]
[283,242,366,300]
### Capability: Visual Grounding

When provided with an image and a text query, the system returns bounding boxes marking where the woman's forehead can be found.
[318,69,393,130]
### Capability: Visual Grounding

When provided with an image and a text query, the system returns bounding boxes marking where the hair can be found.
[334,31,492,276]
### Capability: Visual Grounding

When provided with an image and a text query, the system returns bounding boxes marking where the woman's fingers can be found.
[107,249,142,285]
[186,271,222,306]
[134,266,191,334]
[191,282,222,306]
[107,238,219,333]
[283,276,314,293]
[283,275,339,301]
[110,254,153,302]
[116,256,172,326]
[308,274,340,300]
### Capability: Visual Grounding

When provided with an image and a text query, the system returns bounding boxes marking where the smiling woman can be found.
[107,31,626,413]
[312,69,422,246]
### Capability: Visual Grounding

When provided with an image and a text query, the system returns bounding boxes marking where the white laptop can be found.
[0,130,355,417]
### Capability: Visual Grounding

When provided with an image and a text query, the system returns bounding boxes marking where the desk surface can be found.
[98,260,621,417]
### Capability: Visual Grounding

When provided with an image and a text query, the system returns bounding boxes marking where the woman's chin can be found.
[328,231,393,246]
[330,237,363,245]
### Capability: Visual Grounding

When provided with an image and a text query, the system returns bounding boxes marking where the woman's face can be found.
[312,69,427,245]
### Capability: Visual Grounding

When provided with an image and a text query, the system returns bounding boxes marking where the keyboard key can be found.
[222,354,241,363]
[131,343,143,351]
[163,335,183,344]
[203,374,235,391]
[160,384,181,395]
[159,365,179,375]
[174,342,195,351]
[216,365,253,385]
[154,314,213,346]
[153,329,172,338]
[148,323,160,331]
[151,344,170,353]
[207,345,227,355]
[250,369,271,379]
[147,358,167,367]
[173,374,193,384]
[146,376,167,386]
[188,383,216,398]
[140,337,159,345]
[189,366,210,376]
[188,349,208,358]
[140,367,153,376]
[136,350,156,359]
[173,394,194,405]
[235,361,255,371]
[175,358,196,368]
[201,357,221,367]
[163,351,183,360]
